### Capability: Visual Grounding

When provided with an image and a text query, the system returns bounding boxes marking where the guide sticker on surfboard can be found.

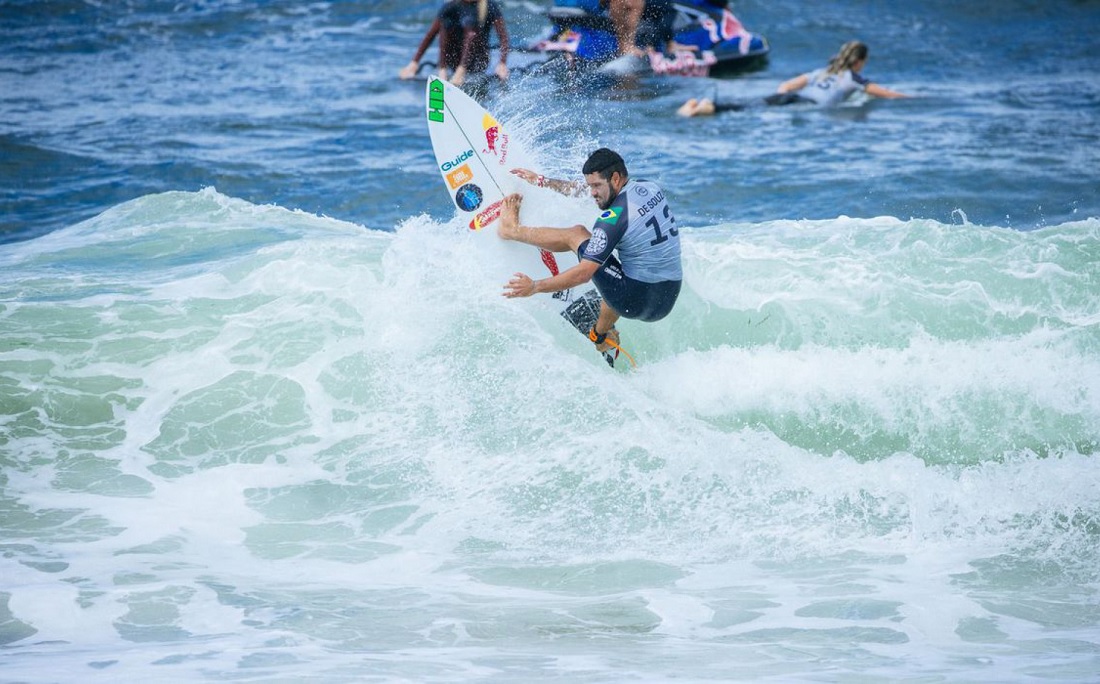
[424,76,623,367]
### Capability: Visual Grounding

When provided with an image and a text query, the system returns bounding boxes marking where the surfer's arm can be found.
[493,15,510,68]
[865,83,910,99]
[493,16,510,80]
[776,73,809,93]
[504,260,599,299]
[437,19,456,78]
[402,18,441,79]
[510,169,586,197]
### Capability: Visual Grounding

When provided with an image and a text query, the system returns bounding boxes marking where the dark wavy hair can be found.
[582,148,628,181]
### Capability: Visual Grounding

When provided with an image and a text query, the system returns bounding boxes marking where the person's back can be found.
[783,41,886,107]
[799,67,870,107]
[600,179,682,283]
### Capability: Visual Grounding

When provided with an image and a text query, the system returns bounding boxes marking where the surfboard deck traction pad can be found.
[560,288,616,367]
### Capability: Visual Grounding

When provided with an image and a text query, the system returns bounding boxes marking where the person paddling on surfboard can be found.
[677,40,909,116]
[500,148,682,354]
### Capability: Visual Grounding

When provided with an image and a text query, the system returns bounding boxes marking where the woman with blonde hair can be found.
[678,40,909,116]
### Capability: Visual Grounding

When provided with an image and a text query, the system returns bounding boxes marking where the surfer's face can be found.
[585,171,625,210]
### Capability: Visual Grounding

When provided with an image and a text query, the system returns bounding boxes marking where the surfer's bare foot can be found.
[498,193,523,240]
[677,98,700,117]
[677,98,716,117]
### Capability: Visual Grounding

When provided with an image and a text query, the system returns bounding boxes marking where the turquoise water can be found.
[2,189,1099,680]
[2,0,1100,681]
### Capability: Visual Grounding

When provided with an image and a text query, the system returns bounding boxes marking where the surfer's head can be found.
[583,148,629,210]
[827,41,869,75]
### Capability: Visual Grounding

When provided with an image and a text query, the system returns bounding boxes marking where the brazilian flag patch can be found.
[597,208,621,223]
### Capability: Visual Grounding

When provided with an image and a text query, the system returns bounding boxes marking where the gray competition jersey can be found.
[801,68,870,106]
[582,179,682,283]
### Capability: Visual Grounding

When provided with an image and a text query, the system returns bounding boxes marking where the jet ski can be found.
[528,0,769,78]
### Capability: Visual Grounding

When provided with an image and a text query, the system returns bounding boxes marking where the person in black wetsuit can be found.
[398,0,510,86]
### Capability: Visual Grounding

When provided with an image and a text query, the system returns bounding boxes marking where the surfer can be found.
[398,0,510,87]
[677,40,909,116]
[500,149,682,353]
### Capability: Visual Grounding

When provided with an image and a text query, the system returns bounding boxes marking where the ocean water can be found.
[2,1,1099,682]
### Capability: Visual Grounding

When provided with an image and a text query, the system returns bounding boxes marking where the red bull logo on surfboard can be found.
[481,114,509,165]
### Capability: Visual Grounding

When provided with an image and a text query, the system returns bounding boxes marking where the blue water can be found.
[2,1,1099,681]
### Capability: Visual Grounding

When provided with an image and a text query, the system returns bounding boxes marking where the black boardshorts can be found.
[579,242,681,323]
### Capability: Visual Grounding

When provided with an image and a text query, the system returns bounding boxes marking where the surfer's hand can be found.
[510,169,538,186]
[503,273,537,298]
[398,61,419,80]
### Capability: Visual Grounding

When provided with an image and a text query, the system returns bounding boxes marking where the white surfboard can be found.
[424,76,619,366]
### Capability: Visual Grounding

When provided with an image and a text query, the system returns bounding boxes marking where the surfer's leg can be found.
[608,0,645,57]
[594,299,621,349]
[589,255,626,337]
[498,193,589,252]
